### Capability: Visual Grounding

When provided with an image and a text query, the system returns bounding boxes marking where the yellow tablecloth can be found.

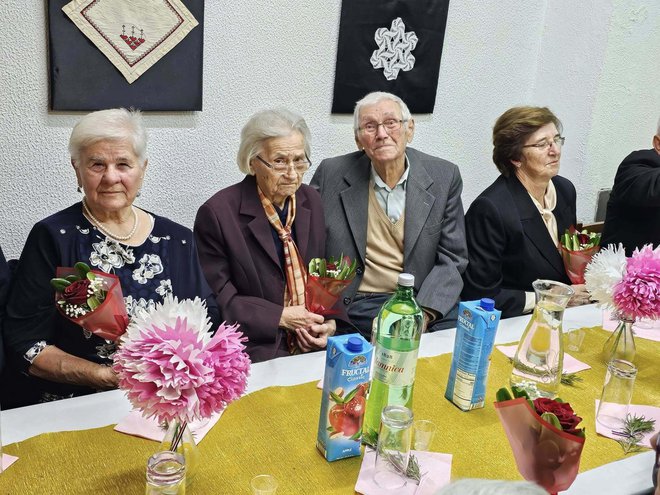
[2,327,658,494]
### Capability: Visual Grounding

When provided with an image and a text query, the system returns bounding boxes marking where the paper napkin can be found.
[1,453,19,471]
[355,448,452,495]
[594,400,660,448]
[602,310,660,342]
[496,344,591,373]
[114,410,222,443]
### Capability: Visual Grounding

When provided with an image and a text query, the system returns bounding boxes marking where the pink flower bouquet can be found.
[51,262,128,341]
[559,227,601,284]
[113,295,251,425]
[306,256,357,316]
[495,388,585,495]
[585,244,660,361]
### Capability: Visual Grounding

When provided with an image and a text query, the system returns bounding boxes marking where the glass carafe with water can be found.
[510,279,574,398]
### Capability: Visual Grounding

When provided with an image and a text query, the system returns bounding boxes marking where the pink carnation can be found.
[612,245,660,320]
[113,297,250,424]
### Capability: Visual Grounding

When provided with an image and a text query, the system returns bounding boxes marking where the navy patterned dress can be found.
[3,203,219,404]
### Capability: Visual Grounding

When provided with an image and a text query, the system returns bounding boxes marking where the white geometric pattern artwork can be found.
[370,17,419,81]
[62,0,199,84]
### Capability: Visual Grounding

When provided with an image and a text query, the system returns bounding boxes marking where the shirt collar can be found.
[528,179,557,213]
[370,154,410,191]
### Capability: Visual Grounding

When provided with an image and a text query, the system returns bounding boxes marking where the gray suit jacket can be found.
[310,147,468,317]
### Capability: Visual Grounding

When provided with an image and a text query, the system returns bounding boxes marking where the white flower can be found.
[585,243,627,309]
[155,279,173,297]
[124,295,157,319]
[132,253,164,284]
[122,295,212,345]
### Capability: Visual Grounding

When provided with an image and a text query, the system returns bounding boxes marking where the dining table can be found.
[1,304,657,494]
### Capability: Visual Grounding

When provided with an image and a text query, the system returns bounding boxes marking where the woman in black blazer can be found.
[462,107,591,318]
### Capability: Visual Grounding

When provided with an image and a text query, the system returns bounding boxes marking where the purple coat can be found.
[194,175,336,362]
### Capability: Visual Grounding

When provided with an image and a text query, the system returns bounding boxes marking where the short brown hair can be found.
[492,106,562,176]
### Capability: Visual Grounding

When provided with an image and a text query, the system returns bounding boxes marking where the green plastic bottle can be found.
[362,273,424,446]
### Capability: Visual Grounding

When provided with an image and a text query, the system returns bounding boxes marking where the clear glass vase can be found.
[160,420,199,485]
[602,318,636,364]
[510,280,574,399]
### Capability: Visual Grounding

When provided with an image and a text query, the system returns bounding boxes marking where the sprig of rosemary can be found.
[612,414,656,454]
[560,372,583,386]
[380,450,422,484]
[506,357,583,388]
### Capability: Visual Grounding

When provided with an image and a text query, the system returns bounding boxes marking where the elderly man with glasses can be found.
[311,91,468,338]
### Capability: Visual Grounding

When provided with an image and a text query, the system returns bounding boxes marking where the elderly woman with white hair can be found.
[3,108,219,407]
[194,108,340,362]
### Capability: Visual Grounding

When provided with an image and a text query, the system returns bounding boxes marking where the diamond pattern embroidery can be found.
[63,0,198,84]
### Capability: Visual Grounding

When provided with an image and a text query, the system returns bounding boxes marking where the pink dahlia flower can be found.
[113,296,250,423]
[612,245,660,320]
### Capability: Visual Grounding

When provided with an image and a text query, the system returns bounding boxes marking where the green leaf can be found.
[349,429,362,441]
[50,278,71,291]
[495,387,513,402]
[541,412,562,430]
[74,262,91,280]
[511,386,529,399]
[319,258,327,278]
[87,296,100,310]
[329,391,344,404]
[326,426,335,432]
[342,387,359,404]
[65,274,79,282]
[86,272,96,281]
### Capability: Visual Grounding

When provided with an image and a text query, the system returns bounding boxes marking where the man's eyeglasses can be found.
[357,119,407,135]
[255,155,311,174]
[522,136,565,151]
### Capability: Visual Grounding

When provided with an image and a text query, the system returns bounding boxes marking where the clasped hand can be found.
[279,305,337,353]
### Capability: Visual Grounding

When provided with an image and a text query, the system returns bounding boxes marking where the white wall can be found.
[1,0,659,259]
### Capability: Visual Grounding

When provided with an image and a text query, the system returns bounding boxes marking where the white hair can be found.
[435,479,547,495]
[69,108,147,165]
[236,108,311,175]
[353,91,412,136]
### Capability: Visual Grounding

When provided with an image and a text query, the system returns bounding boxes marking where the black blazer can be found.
[462,174,576,318]
[601,149,660,255]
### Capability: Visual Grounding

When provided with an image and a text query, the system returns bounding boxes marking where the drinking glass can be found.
[412,419,437,451]
[596,359,637,430]
[250,474,278,495]
[145,451,185,495]
[374,405,413,490]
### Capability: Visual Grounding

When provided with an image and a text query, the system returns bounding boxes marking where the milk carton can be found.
[317,334,373,461]
[445,298,501,411]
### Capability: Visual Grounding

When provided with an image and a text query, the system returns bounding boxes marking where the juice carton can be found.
[317,334,373,461]
[445,298,501,411]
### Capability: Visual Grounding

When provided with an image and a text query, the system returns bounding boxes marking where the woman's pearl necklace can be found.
[82,197,139,242]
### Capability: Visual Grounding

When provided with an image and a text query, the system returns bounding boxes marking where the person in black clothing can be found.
[0,245,10,373]
[601,120,660,255]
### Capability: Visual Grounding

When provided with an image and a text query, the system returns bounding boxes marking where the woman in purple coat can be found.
[194,109,339,362]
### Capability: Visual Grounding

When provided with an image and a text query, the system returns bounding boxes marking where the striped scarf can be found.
[258,187,307,353]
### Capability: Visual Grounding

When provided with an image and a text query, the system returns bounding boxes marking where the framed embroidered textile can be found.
[331,0,450,114]
[48,0,204,111]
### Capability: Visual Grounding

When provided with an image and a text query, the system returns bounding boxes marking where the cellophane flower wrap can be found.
[585,244,660,320]
[113,295,250,424]
[494,395,585,494]
[54,266,128,342]
[559,226,601,284]
[305,256,357,316]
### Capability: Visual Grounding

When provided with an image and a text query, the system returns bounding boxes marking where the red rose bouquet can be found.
[50,262,128,341]
[559,226,601,284]
[494,387,585,495]
[305,256,357,316]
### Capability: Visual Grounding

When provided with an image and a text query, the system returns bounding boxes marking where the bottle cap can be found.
[398,273,415,287]
[346,336,363,352]
[480,298,495,311]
